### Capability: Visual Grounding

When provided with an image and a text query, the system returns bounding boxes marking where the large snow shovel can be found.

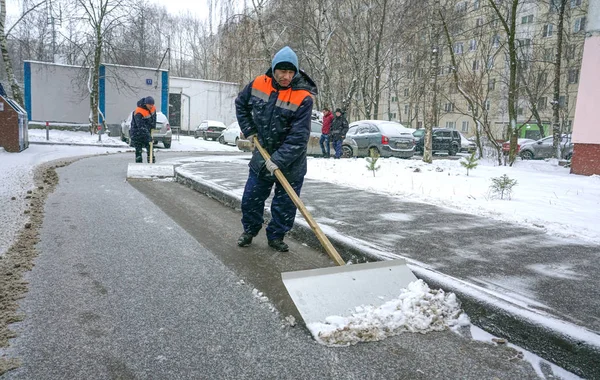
[253,136,417,327]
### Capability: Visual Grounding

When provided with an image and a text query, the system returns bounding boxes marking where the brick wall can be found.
[571,143,600,176]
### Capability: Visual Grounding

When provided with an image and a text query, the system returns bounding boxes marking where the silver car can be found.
[519,135,573,160]
[121,111,172,148]
[345,120,416,158]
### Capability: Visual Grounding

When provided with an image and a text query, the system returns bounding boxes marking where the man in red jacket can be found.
[320,107,333,158]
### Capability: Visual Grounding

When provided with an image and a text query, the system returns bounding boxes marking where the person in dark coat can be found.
[130,96,157,163]
[235,46,318,252]
[320,107,333,158]
[330,108,349,159]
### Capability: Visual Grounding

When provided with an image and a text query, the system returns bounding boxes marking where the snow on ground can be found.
[28,129,240,152]
[305,155,600,244]
[1,130,239,257]
[0,144,125,257]
[308,279,469,346]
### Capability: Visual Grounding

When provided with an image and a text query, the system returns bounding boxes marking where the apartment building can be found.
[385,0,588,140]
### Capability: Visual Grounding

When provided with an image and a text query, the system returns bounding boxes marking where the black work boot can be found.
[237,233,254,247]
[135,155,143,163]
[268,239,289,252]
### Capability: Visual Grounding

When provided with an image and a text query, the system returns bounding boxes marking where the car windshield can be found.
[413,129,425,137]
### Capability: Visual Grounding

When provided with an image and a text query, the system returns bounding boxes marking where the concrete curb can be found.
[29,141,130,148]
[175,167,600,379]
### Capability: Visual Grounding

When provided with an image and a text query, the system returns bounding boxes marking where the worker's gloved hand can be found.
[245,134,256,150]
[265,159,278,175]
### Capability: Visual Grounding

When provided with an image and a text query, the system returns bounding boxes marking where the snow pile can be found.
[307,280,469,347]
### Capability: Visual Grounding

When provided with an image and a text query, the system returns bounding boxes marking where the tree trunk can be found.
[552,0,567,158]
[0,0,25,107]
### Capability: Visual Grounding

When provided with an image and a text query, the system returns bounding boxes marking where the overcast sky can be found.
[6,0,223,19]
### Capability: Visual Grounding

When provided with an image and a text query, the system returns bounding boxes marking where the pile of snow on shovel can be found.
[307,280,470,346]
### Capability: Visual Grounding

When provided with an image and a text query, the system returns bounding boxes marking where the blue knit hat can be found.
[145,96,155,105]
[271,46,299,76]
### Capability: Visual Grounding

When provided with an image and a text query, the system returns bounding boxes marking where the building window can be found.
[462,121,469,132]
[574,17,586,33]
[487,56,495,69]
[568,68,579,84]
[445,121,456,129]
[538,72,548,86]
[391,96,398,102]
[444,103,455,112]
[566,44,576,60]
[454,42,464,54]
[406,54,413,63]
[472,60,480,71]
[404,88,409,97]
[518,107,524,115]
[542,24,554,37]
[488,78,496,91]
[473,0,480,10]
[521,14,534,24]
[544,48,555,61]
[417,121,423,128]
[550,0,560,12]
[519,38,532,48]
[559,96,566,108]
[537,97,547,110]
[571,0,582,7]
[389,112,397,119]
[449,84,458,94]
[404,105,410,114]
[492,35,500,47]
[455,1,467,12]
[476,18,484,27]
[469,39,477,51]
[485,100,490,111]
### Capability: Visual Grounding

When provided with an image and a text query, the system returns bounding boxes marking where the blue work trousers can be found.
[319,134,330,157]
[333,139,343,158]
[241,168,304,241]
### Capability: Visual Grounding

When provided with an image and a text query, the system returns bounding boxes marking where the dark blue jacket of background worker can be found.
[235,46,318,250]
[130,96,156,163]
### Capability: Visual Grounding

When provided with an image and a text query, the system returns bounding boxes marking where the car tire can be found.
[520,150,534,160]
[218,136,225,144]
[368,146,379,157]
[234,137,239,147]
[342,145,353,158]
[203,135,207,140]
[448,145,458,156]
[565,152,572,160]
[163,141,171,149]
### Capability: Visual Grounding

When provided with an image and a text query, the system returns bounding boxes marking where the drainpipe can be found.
[571,0,600,175]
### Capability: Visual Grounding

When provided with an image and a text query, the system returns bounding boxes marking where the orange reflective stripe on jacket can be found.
[251,75,312,112]
[134,106,152,119]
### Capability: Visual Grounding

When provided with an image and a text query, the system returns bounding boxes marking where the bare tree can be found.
[0,0,45,106]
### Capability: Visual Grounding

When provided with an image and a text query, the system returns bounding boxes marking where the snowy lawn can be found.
[28,129,240,152]
[305,155,600,244]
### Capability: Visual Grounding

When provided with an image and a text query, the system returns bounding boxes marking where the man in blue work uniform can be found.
[235,46,318,252]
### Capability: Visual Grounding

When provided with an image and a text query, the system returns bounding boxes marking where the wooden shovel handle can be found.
[253,136,345,266]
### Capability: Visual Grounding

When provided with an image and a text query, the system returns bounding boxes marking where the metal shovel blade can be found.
[282,259,418,326]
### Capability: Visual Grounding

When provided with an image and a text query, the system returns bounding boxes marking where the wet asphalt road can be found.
[2,152,540,379]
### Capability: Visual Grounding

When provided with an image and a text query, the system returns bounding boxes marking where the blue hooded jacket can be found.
[235,46,318,180]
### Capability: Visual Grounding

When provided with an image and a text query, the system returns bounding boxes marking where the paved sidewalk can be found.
[174,156,600,379]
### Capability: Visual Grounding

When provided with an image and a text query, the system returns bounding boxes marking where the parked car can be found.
[344,120,415,158]
[413,128,461,156]
[121,111,172,148]
[459,132,476,153]
[194,120,227,140]
[236,119,357,157]
[219,122,242,145]
[502,138,536,156]
[519,135,573,160]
